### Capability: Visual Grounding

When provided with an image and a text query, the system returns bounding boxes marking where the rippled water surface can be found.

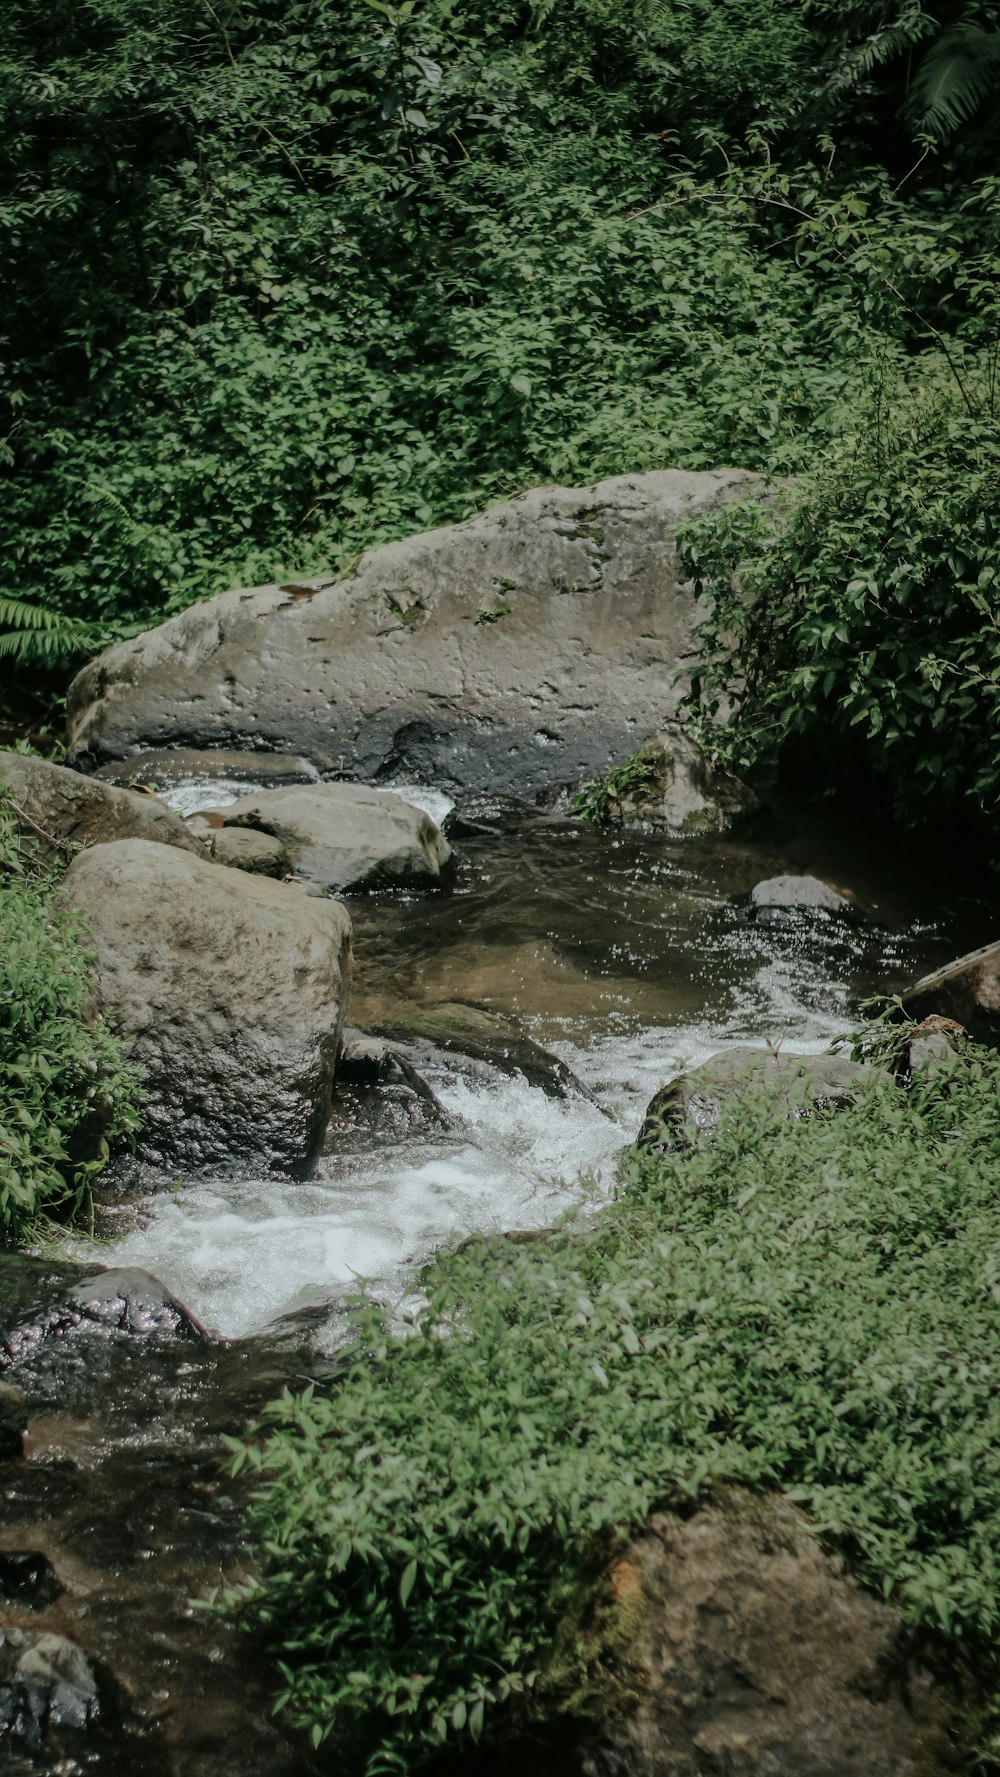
[68,787,988,1338]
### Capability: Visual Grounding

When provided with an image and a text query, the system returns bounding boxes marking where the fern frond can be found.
[820,4,937,102]
[909,25,1000,138]
[0,595,101,665]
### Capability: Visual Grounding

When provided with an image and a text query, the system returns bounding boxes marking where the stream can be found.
[3,787,994,1776]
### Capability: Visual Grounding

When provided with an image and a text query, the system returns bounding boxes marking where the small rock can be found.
[210,824,289,875]
[618,728,759,833]
[906,1015,966,1080]
[750,872,854,923]
[0,1627,101,1744]
[204,783,452,894]
[68,1268,208,1337]
[0,1381,27,1457]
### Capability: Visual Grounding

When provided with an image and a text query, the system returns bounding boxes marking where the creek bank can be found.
[65,469,763,794]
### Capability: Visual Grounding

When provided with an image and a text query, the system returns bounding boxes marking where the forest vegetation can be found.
[2,0,1000,819]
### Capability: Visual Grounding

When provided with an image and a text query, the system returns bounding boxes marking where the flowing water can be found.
[5,784,995,1777]
[66,784,986,1339]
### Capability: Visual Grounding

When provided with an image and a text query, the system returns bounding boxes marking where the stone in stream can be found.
[0,1551,64,1609]
[749,871,856,924]
[514,1493,957,1777]
[603,726,759,833]
[201,782,452,893]
[65,469,766,795]
[638,1047,878,1151]
[0,748,203,867]
[55,838,352,1173]
[0,1627,171,1773]
[368,1001,593,1101]
[209,823,290,875]
[903,940,1000,1048]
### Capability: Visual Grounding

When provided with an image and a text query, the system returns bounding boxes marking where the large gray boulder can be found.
[56,839,352,1172]
[204,783,452,892]
[66,469,761,796]
[0,749,202,865]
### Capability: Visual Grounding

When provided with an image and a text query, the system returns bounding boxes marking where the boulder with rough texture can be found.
[0,749,202,865]
[66,469,762,795]
[209,823,289,874]
[903,940,1000,1047]
[638,1047,877,1150]
[750,872,855,923]
[55,839,352,1172]
[0,1628,101,1743]
[204,783,451,892]
[566,1494,955,1777]
[615,728,758,832]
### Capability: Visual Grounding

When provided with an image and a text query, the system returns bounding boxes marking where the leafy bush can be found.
[0,789,141,1245]
[230,1049,1000,1770]
[678,352,1000,825]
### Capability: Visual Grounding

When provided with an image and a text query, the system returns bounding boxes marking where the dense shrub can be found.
[228,1050,1000,1770]
[0,788,141,1244]
[678,347,1000,824]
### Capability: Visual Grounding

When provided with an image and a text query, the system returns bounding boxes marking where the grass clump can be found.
[0,787,141,1244]
[230,1051,1000,1770]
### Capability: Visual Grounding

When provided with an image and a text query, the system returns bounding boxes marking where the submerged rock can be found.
[0,749,202,866]
[56,838,352,1172]
[903,940,1000,1047]
[550,1493,955,1777]
[66,469,764,795]
[749,872,855,924]
[370,1001,592,1101]
[638,1047,877,1150]
[203,783,452,893]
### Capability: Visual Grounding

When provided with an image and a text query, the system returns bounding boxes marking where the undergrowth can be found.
[0,786,141,1245]
[228,1050,1000,1771]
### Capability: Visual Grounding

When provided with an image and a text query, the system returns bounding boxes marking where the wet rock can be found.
[209,823,289,875]
[328,1043,451,1150]
[638,1047,878,1150]
[92,747,321,789]
[338,1028,392,1080]
[615,728,759,833]
[749,872,855,924]
[371,1001,592,1101]
[0,1551,64,1610]
[1,1267,207,1374]
[903,940,1000,1048]
[55,838,352,1172]
[0,749,203,866]
[0,1382,27,1458]
[203,783,452,894]
[67,1267,209,1336]
[0,1628,101,1746]
[557,1493,956,1777]
[66,469,765,796]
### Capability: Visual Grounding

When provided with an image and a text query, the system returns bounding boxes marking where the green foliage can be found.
[2,0,993,711]
[230,1053,1000,1768]
[570,749,662,824]
[0,787,141,1245]
[678,329,1000,824]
